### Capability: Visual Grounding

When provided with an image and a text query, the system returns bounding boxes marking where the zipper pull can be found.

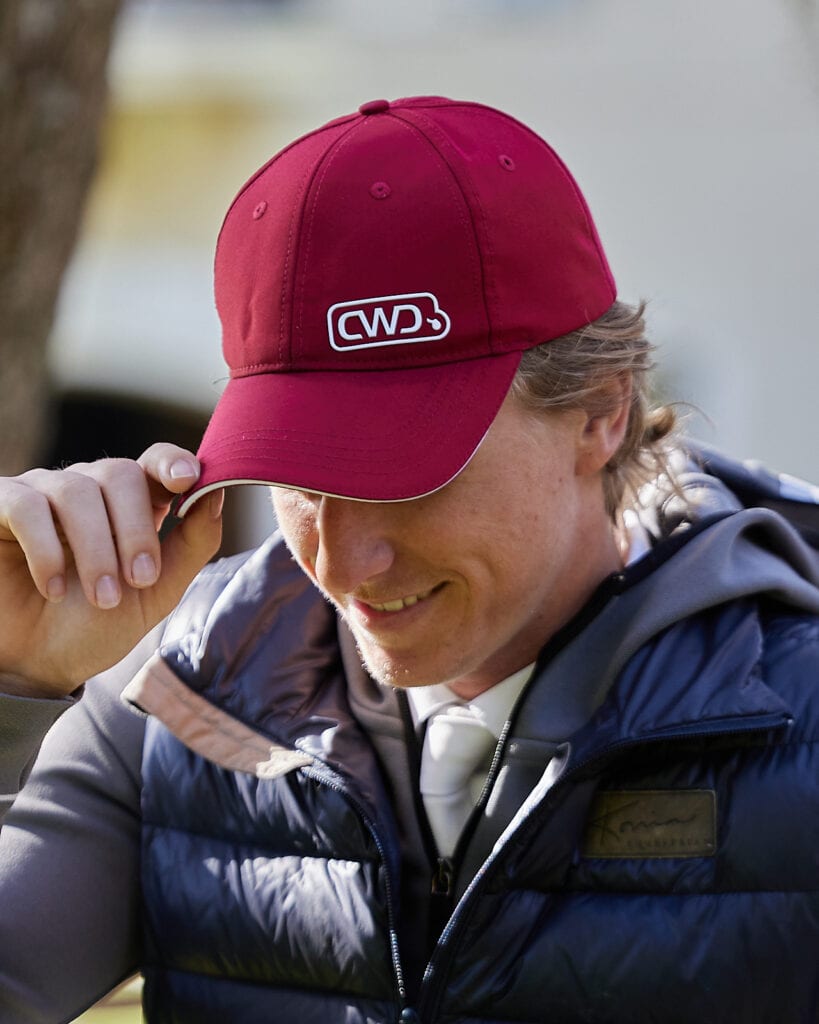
[431,856,454,897]
[428,856,458,956]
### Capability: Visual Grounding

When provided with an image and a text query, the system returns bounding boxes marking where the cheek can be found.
[491,487,569,589]
[271,491,318,567]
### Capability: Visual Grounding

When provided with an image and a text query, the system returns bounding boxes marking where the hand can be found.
[0,444,223,696]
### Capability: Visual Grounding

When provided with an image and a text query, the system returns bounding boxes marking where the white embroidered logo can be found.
[327,292,451,351]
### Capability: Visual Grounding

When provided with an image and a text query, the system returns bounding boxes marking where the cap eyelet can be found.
[252,201,268,220]
[498,154,516,172]
[370,181,392,200]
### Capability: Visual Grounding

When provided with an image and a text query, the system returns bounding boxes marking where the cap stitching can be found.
[198,392,484,476]
[294,119,380,365]
[277,160,316,366]
[229,347,502,374]
[233,100,614,376]
[461,105,615,295]
[297,114,483,370]
[401,101,614,305]
[214,112,360,258]
[191,375,500,491]
[216,120,360,375]
[414,107,510,342]
[200,352,519,466]
[279,118,364,367]
[208,375,457,459]
[389,107,494,351]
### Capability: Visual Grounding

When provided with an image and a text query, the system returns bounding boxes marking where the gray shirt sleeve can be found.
[0,634,156,1024]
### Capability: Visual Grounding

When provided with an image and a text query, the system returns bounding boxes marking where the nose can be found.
[313,496,396,595]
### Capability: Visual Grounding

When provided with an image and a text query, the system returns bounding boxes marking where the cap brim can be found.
[176,352,522,514]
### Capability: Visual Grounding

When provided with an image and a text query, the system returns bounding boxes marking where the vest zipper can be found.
[397,691,498,952]
[427,854,456,952]
[396,692,460,948]
[431,857,454,897]
[417,709,792,1022]
[303,763,412,1021]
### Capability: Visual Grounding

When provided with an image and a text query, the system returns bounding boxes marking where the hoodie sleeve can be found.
[0,688,77,820]
[0,633,156,1023]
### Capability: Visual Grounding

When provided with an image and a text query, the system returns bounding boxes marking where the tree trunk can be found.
[0,0,122,474]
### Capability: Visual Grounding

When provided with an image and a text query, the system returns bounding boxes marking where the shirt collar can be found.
[405,662,534,740]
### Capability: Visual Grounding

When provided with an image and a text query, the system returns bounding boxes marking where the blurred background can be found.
[1,0,817,1018]
[3,0,819,556]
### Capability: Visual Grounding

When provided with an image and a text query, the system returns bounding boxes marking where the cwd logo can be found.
[327,292,451,351]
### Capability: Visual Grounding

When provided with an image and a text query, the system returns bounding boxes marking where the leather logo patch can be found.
[582,789,716,859]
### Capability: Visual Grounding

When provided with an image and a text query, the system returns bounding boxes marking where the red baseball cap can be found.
[177,95,615,514]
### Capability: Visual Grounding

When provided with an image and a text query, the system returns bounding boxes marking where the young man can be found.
[1,97,818,1023]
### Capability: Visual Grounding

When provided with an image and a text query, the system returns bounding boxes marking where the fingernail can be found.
[95,575,121,609]
[209,489,224,519]
[46,575,66,602]
[169,458,198,480]
[131,552,157,587]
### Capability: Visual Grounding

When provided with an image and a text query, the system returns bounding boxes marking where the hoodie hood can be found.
[632,441,819,622]
[510,442,819,745]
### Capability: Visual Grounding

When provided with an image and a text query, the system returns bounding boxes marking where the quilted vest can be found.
[135,535,819,1023]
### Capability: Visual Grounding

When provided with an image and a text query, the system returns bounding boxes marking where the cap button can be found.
[359,98,390,116]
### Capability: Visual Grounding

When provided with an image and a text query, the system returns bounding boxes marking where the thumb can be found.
[152,490,224,614]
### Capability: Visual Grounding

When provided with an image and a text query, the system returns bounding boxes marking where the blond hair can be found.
[510,300,677,520]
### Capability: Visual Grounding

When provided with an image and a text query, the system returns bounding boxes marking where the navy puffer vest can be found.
[136,534,819,1023]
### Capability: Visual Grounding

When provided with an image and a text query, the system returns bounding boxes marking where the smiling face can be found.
[272,392,623,699]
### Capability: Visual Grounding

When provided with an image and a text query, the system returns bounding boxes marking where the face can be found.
[272,393,620,699]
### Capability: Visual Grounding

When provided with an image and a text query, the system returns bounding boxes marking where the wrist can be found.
[0,671,79,700]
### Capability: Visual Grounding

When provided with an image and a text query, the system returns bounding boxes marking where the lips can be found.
[358,585,438,613]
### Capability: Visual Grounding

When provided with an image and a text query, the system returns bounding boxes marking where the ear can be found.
[575,374,632,477]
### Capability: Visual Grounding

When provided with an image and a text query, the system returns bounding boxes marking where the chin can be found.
[365,650,481,693]
[355,644,444,690]
[362,658,433,690]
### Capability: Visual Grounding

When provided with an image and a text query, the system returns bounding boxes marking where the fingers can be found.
[137,443,201,527]
[0,448,207,610]
[152,488,224,614]
[0,479,71,602]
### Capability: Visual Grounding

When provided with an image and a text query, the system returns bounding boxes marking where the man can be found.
[1,96,818,1023]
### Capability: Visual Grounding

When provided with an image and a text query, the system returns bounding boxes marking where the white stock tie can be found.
[419,706,497,858]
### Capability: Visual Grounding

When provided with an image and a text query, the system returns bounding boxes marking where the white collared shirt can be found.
[408,664,535,854]
[406,662,535,743]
